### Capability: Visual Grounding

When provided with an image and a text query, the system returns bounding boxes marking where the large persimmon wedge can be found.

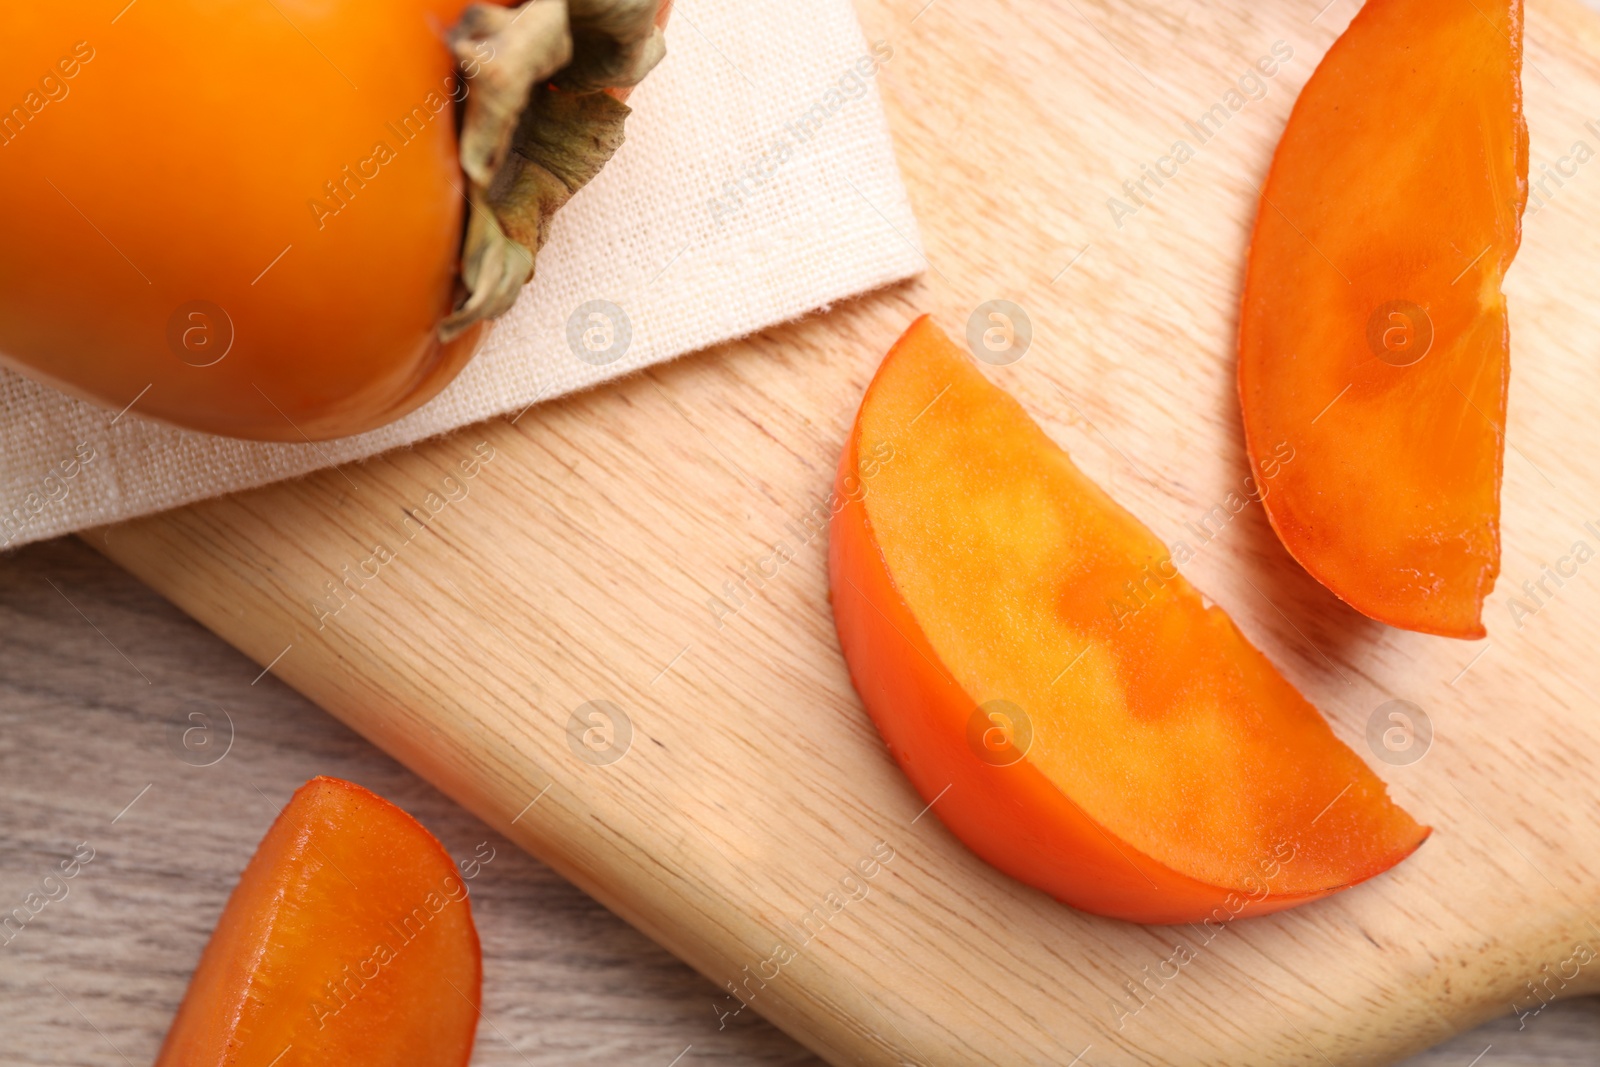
[156,776,481,1067]
[1239,0,1527,638]
[830,317,1428,924]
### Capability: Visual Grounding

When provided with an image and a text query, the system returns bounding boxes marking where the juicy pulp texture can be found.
[831,317,1428,922]
[155,776,481,1067]
[1238,0,1527,638]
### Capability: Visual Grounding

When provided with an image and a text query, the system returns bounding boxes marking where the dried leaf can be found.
[440,0,664,342]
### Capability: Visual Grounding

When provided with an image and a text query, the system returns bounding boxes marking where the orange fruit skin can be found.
[155,776,481,1067]
[0,1,498,440]
[1239,0,1527,638]
[829,317,1428,924]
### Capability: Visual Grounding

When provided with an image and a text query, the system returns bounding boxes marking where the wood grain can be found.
[64,0,1600,1062]
[0,538,824,1066]
[2,539,1595,1066]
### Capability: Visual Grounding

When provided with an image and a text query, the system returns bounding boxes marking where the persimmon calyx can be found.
[441,0,664,341]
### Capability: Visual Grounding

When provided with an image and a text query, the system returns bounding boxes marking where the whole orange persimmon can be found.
[0,0,663,441]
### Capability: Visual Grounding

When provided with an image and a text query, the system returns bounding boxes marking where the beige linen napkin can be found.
[0,0,922,550]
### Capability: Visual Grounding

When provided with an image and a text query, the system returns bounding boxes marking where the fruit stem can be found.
[441,0,665,341]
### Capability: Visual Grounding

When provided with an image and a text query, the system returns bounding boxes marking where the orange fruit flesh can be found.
[1239,0,1526,638]
[842,317,1426,911]
[155,776,481,1067]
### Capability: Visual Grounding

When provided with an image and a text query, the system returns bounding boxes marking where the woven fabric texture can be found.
[0,0,922,549]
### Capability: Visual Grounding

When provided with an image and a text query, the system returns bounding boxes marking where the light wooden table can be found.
[0,537,820,1066]
[0,500,1595,1067]
[7,0,1600,1061]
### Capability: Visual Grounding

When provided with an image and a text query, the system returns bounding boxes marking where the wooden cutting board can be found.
[91,0,1600,1062]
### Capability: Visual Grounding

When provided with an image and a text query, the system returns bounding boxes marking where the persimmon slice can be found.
[156,776,481,1067]
[1239,0,1527,638]
[830,317,1427,923]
